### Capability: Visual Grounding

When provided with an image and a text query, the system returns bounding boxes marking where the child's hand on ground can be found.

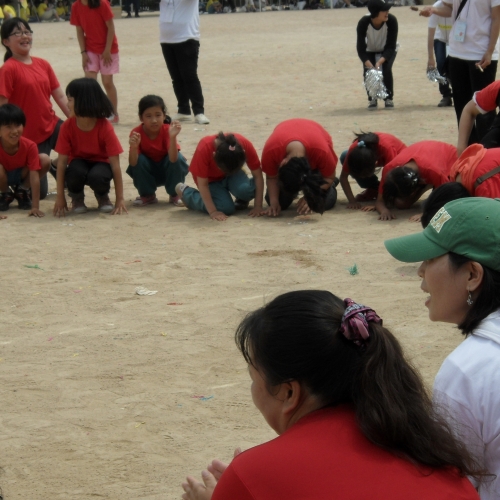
[129,132,141,148]
[29,208,45,218]
[409,213,422,223]
[101,50,112,66]
[248,206,263,217]
[361,205,376,212]
[53,198,68,217]
[296,197,311,215]
[346,201,362,210]
[209,211,227,221]
[169,120,182,138]
[112,199,128,215]
[182,470,216,500]
[378,209,396,221]
[263,204,281,217]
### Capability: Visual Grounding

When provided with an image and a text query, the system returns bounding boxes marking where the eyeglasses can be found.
[9,30,33,38]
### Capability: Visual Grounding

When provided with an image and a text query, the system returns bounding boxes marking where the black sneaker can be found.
[437,96,453,107]
[15,187,32,210]
[234,199,250,210]
[384,99,394,109]
[0,190,14,211]
[367,100,377,110]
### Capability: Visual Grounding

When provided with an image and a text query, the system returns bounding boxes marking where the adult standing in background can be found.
[421,0,500,145]
[357,0,398,110]
[159,0,209,125]
[427,0,453,107]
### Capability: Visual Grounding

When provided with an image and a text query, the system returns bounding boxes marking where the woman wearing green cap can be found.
[385,197,500,499]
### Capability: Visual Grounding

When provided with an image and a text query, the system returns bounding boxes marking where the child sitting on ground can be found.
[176,132,263,221]
[127,95,188,207]
[0,103,50,217]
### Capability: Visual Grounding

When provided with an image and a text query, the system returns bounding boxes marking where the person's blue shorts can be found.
[6,168,23,187]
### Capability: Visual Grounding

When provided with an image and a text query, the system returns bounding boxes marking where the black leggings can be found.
[65,159,113,197]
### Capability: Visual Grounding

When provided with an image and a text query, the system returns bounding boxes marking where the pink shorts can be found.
[85,51,120,75]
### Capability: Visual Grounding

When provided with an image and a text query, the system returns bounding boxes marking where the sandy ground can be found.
[0,8,467,499]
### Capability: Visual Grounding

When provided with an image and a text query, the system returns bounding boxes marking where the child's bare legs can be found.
[0,164,9,193]
[85,71,118,117]
[38,154,51,179]
[101,75,118,117]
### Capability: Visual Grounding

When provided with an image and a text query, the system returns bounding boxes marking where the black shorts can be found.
[37,119,63,156]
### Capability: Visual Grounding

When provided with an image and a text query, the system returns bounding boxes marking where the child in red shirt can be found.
[339,131,406,208]
[261,119,338,216]
[176,133,263,222]
[127,95,188,207]
[53,78,127,217]
[70,0,120,123]
[0,104,49,217]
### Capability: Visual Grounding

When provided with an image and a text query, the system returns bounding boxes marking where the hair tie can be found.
[339,298,382,348]
[229,145,235,151]
[357,140,366,148]
[405,170,418,186]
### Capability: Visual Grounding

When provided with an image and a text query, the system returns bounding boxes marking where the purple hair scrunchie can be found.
[339,298,382,347]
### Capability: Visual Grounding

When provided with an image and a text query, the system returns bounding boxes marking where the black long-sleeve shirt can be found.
[356,13,398,63]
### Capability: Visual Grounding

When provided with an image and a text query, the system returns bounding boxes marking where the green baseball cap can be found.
[384,197,500,271]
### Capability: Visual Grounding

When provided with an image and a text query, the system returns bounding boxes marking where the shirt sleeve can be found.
[240,137,261,171]
[260,145,280,177]
[45,61,60,91]
[211,465,256,500]
[382,15,398,61]
[55,120,72,156]
[100,0,114,21]
[356,16,370,63]
[26,141,41,171]
[473,81,500,114]
[189,140,212,178]
[103,121,124,157]
[428,13,439,28]
[70,2,80,26]
[0,64,15,100]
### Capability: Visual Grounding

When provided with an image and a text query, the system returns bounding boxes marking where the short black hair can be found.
[214,132,246,175]
[0,103,26,127]
[421,182,471,228]
[138,94,171,124]
[382,165,420,208]
[66,78,114,119]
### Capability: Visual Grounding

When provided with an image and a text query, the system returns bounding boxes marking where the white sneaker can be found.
[195,113,210,124]
[175,183,187,198]
[173,113,192,121]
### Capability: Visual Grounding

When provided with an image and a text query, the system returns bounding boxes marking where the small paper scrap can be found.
[135,421,146,428]
[135,287,158,296]
[24,264,44,270]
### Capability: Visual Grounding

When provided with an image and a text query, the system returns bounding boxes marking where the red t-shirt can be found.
[189,134,261,185]
[0,57,60,144]
[472,148,500,198]
[213,407,479,500]
[261,119,338,178]
[380,141,456,193]
[55,117,123,163]
[342,132,406,175]
[129,124,180,163]
[0,136,40,172]
[70,0,119,54]
[473,80,500,113]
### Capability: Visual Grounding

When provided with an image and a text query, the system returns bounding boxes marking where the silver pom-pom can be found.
[364,69,388,101]
[427,68,448,85]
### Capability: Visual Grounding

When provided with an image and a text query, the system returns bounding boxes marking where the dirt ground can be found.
[0,8,466,499]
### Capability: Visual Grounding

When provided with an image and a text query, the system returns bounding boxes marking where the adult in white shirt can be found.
[421,0,500,144]
[159,0,209,124]
[427,0,453,107]
[385,197,500,499]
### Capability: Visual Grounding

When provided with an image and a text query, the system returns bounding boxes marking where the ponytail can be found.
[236,290,486,479]
[382,165,421,208]
[279,157,326,214]
[347,132,380,178]
[214,132,246,175]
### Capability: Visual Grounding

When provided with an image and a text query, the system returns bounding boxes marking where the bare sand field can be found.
[0,8,465,499]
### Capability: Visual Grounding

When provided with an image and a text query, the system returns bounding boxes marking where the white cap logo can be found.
[430,207,452,233]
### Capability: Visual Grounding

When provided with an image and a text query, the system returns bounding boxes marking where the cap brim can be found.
[384,232,448,263]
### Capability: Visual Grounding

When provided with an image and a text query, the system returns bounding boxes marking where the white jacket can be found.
[434,310,500,499]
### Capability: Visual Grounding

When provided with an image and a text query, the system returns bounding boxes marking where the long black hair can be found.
[214,132,246,175]
[66,78,114,119]
[1,18,32,62]
[421,182,470,228]
[279,157,326,214]
[236,290,484,478]
[382,165,421,208]
[138,94,171,124]
[347,132,380,178]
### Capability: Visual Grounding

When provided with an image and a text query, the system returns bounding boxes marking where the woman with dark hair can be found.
[373,140,456,221]
[385,197,500,499]
[261,118,338,216]
[0,17,70,200]
[420,182,470,228]
[181,290,483,500]
[339,131,406,208]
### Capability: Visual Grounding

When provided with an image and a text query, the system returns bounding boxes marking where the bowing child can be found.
[53,78,127,217]
[127,95,188,207]
[0,103,50,217]
[176,132,263,221]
